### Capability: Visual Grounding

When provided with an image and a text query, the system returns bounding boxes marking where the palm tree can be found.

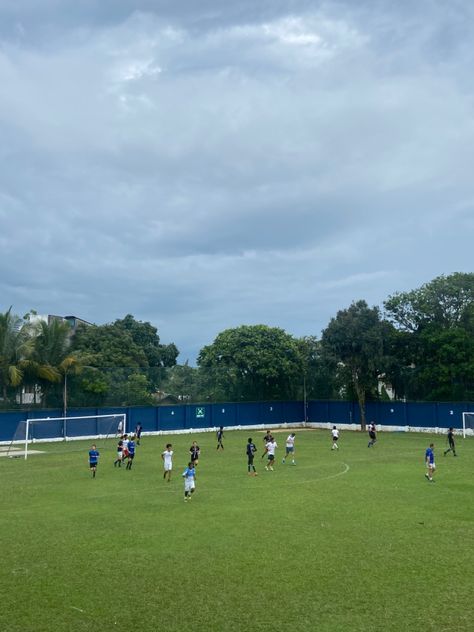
[0,307,33,403]
[28,319,82,408]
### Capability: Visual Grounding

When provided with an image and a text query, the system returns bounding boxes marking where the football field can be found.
[1,428,473,632]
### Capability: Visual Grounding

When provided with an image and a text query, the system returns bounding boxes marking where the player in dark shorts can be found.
[216,427,224,450]
[246,438,257,476]
[126,436,136,470]
[114,438,123,467]
[190,441,200,465]
[444,428,457,456]
[135,423,143,445]
[367,422,377,447]
[89,444,99,478]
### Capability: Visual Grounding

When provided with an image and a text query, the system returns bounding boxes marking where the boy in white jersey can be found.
[282,433,296,465]
[331,426,339,450]
[161,443,173,482]
[264,438,278,471]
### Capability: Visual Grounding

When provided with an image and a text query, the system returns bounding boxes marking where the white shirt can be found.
[286,435,295,448]
[162,450,173,466]
[266,440,277,456]
[332,429,339,439]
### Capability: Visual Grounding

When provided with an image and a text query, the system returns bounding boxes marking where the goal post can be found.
[7,413,127,460]
[461,412,474,438]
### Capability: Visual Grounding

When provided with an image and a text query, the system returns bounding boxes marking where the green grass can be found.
[0,429,473,632]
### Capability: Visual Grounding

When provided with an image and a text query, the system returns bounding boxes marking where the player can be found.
[182,461,196,501]
[282,432,296,464]
[126,435,136,470]
[121,434,129,463]
[216,426,224,450]
[262,430,272,457]
[246,438,258,476]
[425,443,436,482]
[264,437,278,471]
[116,418,124,436]
[331,426,339,450]
[162,443,173,482]
[114,437,123,467]
[89,444,99,478]
[189,441,200,466]
[444,428,457,457]
[135,423,143,446]
[367,422,377,447]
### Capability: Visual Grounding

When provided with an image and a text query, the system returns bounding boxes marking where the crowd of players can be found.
[87,421,459,491]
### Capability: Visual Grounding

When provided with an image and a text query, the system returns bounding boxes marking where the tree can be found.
[384,273,474,400]
[322,301,390,429]
[197,325,303,402]
[0,308,33,404]
[296,336,338,400]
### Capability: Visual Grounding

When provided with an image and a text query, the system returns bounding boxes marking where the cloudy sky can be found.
[1,1,473,362]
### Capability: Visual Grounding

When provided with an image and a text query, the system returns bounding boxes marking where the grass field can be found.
[1,428,473,632]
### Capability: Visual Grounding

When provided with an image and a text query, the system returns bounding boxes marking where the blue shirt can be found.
[247,442,256,456]
[425,448,434,464]
[89,449,99,464]
[183,467,195,479]
[127,441,135,455]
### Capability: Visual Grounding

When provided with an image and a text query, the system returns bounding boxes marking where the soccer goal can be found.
[461,412,474,438]
[7,413,127,460]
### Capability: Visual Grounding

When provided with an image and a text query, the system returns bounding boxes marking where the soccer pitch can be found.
[1,429,472,632]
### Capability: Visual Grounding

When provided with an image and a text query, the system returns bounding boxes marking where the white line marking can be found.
[70,606,86,614]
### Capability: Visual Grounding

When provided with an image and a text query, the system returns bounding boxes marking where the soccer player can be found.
[425,443,436,482]
[116,419,124,436]
[189,441,200,466]
[264,437,278,471]
[121,434,129,464]
[282,432,296,464]
[444,428,457,457]
[331,426,339,450]
[367,422,377,447]
[162,443,173,482]
[246,438,258,475]
[89,444,99,478]
[262,430,272,457]
[216,426,224,450]
[182,461,196,501]
[135,423,143,446]
[126,436,136,470]
[114,438,123,467]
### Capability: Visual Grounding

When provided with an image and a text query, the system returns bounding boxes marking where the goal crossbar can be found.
[15,413,126,460]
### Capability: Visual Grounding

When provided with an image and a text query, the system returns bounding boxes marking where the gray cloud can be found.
[1,1,473,361]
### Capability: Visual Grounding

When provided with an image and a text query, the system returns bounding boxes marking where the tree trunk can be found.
[353,371,366,431]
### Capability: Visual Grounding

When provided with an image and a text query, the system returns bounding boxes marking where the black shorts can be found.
[247,455,254,465]
[89,462,97,468]
[128,453,135,460]
[267,454,275,461]
[369,432,376,440]
[191,456,199,462]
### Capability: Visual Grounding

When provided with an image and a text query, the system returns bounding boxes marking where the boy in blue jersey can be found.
[126,436,136,470]
[425,443,435,482]
[182,462,196,501]
[89,444,99,478]
[246,438,258,476]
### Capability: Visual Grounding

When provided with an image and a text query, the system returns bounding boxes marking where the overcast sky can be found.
[1,1,473,362]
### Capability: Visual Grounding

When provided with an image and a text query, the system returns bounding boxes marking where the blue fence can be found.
[1,400,473,442]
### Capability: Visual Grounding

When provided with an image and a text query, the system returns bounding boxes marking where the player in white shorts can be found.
[161,443,173,482]
[331,426,339,450]
[183,462,196,501]
[282,433,296,464]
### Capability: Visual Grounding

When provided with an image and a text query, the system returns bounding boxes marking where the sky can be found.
[1,1,474,363]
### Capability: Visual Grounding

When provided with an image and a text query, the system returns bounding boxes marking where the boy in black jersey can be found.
[216,427,224,450]
[114,438,123,467]
[444,428,457,456]
[190,441,200,465]
[246,438,258,476]
[262,430,272,457]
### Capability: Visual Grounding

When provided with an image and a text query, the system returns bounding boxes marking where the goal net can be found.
[461,412,474,438]
[7,413,127,460]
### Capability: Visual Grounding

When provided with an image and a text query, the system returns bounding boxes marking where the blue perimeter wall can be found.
[1,400,473,442]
